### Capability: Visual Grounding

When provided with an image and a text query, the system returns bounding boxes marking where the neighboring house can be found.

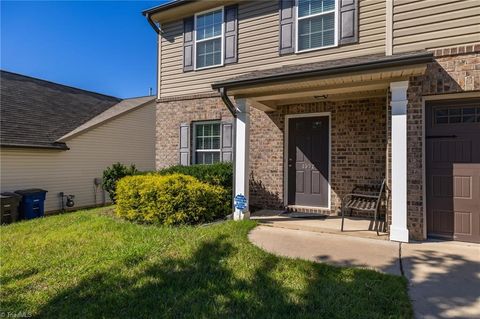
[143,0,480,243]
[0,71,156,212]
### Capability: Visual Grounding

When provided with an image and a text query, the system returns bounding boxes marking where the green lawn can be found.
[0,208,412,318]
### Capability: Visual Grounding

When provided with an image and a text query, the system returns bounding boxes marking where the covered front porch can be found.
[251,209,389,240]
[212,51,433,243]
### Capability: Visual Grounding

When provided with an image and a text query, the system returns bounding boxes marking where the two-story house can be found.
[143,0,480,243]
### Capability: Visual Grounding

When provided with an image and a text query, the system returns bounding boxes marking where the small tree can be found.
[102,163,138,203]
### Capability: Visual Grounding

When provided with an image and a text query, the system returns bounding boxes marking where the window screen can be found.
[194,122,221,164]
[297,0,335,51]
[195,9,223,69]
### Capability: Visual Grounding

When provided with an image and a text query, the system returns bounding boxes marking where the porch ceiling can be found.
[237,65,426,111]
[238,67,422,111]
[212,51,433,112]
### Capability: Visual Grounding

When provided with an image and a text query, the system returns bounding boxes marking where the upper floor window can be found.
[297,0,337,52]
[195,8,224,69]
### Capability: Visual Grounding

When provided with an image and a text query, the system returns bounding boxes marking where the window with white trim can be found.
[297,0,336,52]
[434,106,480,124]
[194,122,221,164]
[195,8,223,69]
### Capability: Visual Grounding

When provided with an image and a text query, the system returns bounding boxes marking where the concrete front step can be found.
[251,210,388,241]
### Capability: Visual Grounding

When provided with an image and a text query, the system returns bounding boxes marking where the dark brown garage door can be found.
[426,99,480,243]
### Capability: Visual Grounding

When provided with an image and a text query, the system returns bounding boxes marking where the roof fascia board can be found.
[212,52,434,90]
[1,143,69,151]
[57,98,155,142]
[142,0,192,16]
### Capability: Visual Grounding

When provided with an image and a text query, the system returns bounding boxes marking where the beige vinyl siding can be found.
[160,0,386,97]
[0,103,155,213]
[393,0,480,54]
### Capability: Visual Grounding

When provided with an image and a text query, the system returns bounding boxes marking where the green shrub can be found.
[115,174,229,225]
[156,162,233,207]
[157,162,233,190]
[102,163,138,203]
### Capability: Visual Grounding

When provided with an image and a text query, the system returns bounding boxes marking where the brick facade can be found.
[404,45,480,240]
[250,99,388,215]
[156,95,233,169]
[155,44,480,241]
[157,96,387,216]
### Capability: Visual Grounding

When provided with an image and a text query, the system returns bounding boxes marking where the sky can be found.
[1,1,165,98]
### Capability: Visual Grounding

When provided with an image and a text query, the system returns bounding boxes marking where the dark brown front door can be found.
[426,99,480,243]
[288,116,329,207]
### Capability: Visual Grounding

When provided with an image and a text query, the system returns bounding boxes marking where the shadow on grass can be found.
[34,234,411,319]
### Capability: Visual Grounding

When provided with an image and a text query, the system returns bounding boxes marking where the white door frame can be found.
[283,112,332,211]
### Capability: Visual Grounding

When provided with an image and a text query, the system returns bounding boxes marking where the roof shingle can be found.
[212,51,433,89]
[1,70,121,149]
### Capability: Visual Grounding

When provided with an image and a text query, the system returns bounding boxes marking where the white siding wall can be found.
[0,103,156,213]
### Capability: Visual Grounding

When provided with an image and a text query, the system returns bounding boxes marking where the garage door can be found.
[426,99,480,243]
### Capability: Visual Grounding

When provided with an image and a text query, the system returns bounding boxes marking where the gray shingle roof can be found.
[212,51,433,89]
[1,70,122,150]
[58,96,155,141]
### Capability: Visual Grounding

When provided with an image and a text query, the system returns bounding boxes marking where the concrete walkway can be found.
[249,226,480,319]
[401,240,480,319]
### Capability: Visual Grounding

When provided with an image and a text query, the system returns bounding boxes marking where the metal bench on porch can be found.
[341,180,387,236]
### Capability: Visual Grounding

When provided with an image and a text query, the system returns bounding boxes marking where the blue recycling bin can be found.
[14,189,48,220]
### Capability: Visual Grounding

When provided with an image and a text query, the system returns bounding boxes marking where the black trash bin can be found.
[0,192,22,224]
[15,189,48,220]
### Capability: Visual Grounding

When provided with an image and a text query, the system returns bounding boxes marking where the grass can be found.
[0,208,412,318]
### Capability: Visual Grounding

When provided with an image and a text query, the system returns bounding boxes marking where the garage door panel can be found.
[432,210,454,235]
[432,175,453,197]
[453,175,471,199]
[431,140,472,163]
[426,98,480,243]
[454,211,472,236]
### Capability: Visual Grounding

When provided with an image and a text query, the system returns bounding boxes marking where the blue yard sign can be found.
[234,194,247,211]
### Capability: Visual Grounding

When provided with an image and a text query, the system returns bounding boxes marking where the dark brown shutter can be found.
[339,0,358,45]
[279,0,295,55]
[224,5,238,64]
[183,16,194,72]
[179,123,190,165]
[221,121,233,162]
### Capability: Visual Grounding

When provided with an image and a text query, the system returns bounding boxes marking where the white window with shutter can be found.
[179,120,233,166]
[296,0,338,52]
[193,122,222,164]
[194,8,224,70]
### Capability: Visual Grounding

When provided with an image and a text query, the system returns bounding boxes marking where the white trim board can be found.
[283,112,332,211]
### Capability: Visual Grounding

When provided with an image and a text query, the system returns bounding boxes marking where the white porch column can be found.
[390,81,409,242]
[234,98,250,220]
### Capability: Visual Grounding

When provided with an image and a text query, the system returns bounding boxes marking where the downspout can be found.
[145,13,162,99]
[145,13,161,34]
[219,87,237,117]
[218,87,238,216]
